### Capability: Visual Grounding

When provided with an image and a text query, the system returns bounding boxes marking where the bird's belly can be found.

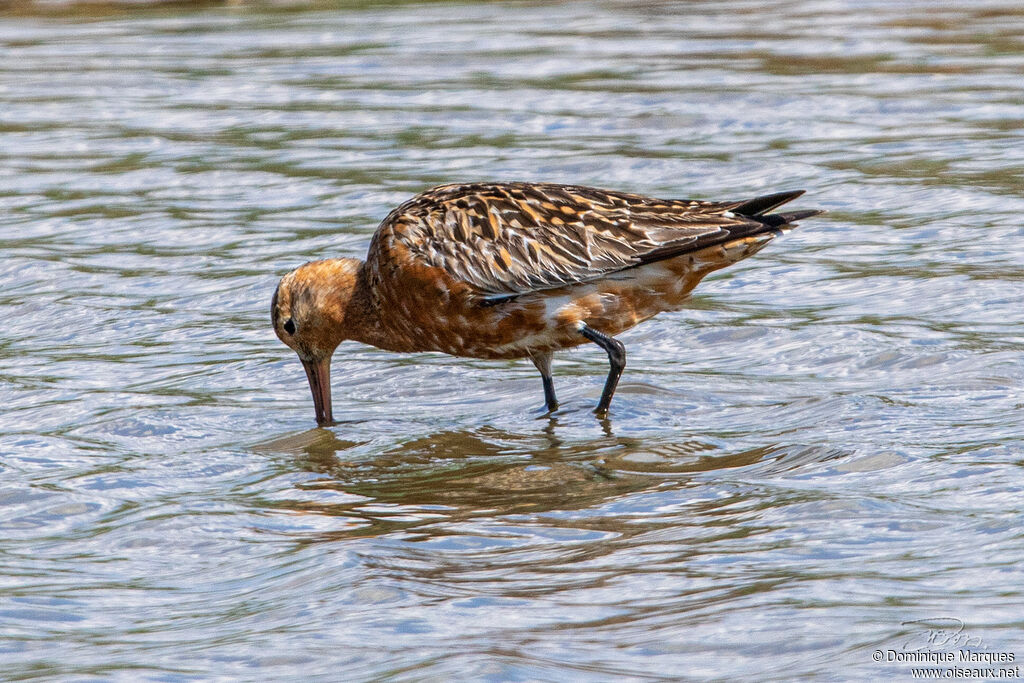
[475,236,775,358]
[447,262,702,359]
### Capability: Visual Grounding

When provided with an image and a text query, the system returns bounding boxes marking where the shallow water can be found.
[1,0,1022,679]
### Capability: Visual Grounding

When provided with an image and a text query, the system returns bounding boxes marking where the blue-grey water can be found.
[1,0,1022,680]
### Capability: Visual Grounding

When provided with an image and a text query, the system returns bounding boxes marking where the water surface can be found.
[1,0,1022,679]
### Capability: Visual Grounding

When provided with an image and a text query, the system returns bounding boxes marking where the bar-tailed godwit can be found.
[271,182,822,425]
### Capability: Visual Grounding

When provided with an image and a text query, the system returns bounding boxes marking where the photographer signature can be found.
[902,617,987,651]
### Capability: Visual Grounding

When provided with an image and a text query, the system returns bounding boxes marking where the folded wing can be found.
[373,182,815,299]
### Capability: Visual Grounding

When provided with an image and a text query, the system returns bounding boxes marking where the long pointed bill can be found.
[300,357,334,426]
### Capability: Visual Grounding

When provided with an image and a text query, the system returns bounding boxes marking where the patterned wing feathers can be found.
[376,182,804,297]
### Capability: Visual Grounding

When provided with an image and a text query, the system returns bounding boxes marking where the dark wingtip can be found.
[732,190,806,217]
[778,208,826,222]
[757,208,826,228]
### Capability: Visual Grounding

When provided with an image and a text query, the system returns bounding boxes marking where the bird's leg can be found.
[529,350,559,412]
[579,324,626,415]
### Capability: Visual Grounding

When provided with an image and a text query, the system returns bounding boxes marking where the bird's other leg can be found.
[529,350,558,412]
[579,324,626,415]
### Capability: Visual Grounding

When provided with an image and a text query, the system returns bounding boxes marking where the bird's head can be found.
[271,258,362,426]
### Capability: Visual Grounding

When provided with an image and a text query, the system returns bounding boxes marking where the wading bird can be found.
[271,182,821,425]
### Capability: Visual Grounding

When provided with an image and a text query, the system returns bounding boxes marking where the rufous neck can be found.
[342,262,392,350]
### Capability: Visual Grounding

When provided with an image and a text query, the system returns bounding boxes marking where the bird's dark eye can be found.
[283,318,296,335]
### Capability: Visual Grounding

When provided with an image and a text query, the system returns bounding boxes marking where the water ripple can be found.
[2,0,1023,679]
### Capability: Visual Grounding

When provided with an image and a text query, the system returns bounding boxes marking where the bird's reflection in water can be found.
[259,418,636,515]
[250,420,816,543]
